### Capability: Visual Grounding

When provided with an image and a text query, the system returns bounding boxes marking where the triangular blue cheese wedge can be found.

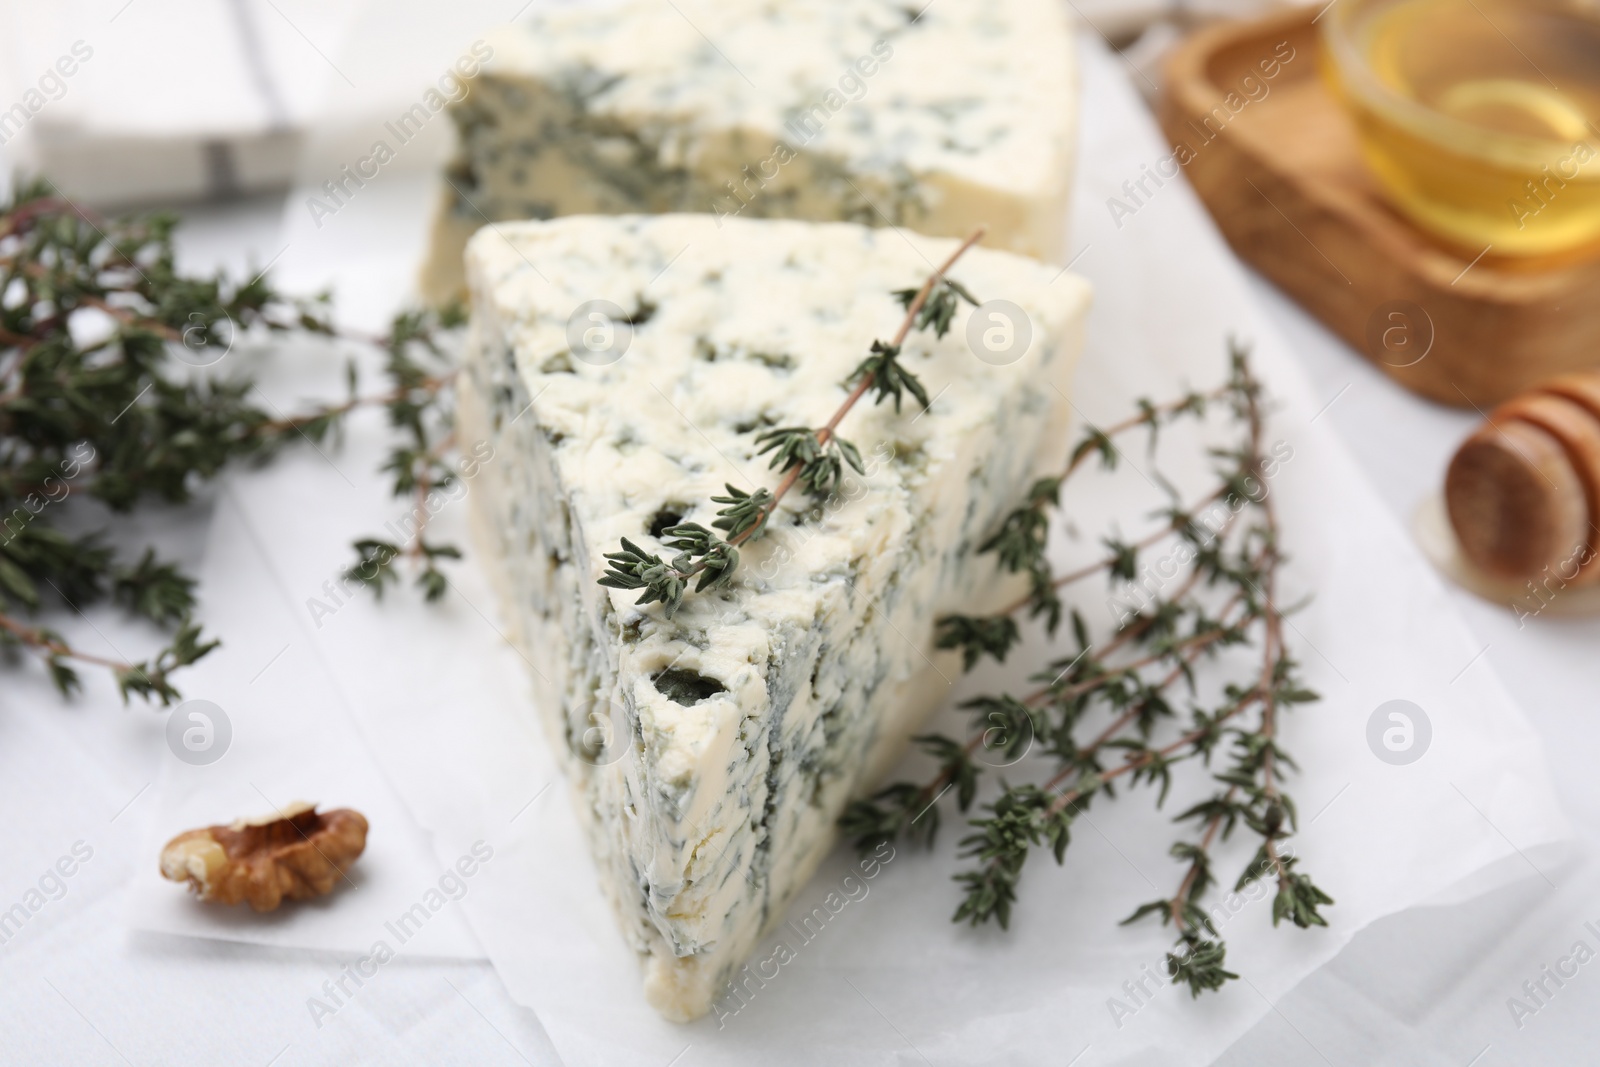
[420,0,1077,302]
[458,215,1090,1020]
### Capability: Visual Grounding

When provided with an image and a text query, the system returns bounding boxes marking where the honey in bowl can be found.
[1322,0,1600,256]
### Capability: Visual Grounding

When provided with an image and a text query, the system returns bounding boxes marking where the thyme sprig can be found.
[599,228,987,617]
[0,180,464,700]
[937,383,1235,654]
[0,179,318,702]
[842,343,1330,996]
[334,306,468,602]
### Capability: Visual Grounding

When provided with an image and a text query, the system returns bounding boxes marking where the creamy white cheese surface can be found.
[458,214,1089,1020]
[420,0,1077,301]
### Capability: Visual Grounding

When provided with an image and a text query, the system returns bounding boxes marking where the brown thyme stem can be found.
[995,484,1232,619]
[0,612,133,673]
[1170,789,1237,931]
[1245,382,1292,888]
[405,431,459,558]
[720,227,987,553]
[1044,686,1265,819]
[259,372,457,435]
[1036,554,1272,818]
[1022,590,1256,708]
[911,584,1257,818]
[77,295,183,343]
[1162,371,1285,930]
[1082,557,1216,664]
[1057,387,1232,483]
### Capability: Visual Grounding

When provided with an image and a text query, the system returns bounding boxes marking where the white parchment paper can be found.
[128,29,1573,1067]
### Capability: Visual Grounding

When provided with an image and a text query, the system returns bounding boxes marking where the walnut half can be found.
[160,802,368,912]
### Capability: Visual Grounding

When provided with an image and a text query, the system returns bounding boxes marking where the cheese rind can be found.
[458,214,1089,1020]
[420,0,1077,302]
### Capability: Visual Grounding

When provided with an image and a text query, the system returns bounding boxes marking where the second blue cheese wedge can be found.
[420,0,1077,302]
[457,214,1091,1020]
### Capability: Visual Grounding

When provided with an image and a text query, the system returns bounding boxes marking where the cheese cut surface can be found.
[458,215,1090,1021]
[420,0,1077,303]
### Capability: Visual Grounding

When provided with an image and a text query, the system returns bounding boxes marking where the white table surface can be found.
[5,27,1600,1067]
[1213,280,1600,1067]
[5,198,1597,1067]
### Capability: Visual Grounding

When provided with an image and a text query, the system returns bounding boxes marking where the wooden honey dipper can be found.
[1446,372,1600,585]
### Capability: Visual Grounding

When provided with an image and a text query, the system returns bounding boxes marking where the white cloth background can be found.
[0,0,1284,205]
[129,22,1575,1067]
[0,0,362,204]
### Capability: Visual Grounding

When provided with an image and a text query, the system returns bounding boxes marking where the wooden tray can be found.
[1159,7,1600,408]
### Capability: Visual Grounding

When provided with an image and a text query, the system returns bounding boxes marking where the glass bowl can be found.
[1320,0,1600,257]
